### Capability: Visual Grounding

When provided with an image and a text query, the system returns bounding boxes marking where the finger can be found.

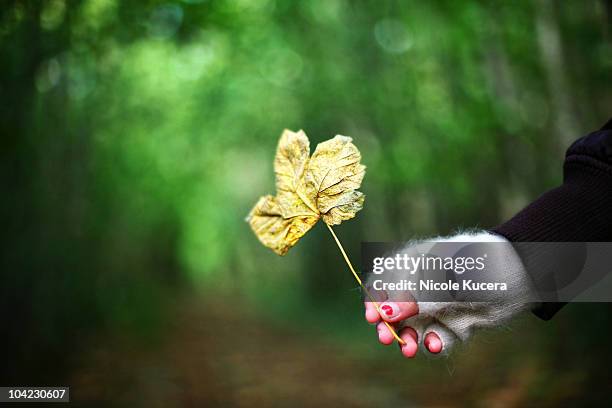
[423,322,456,354]
[378,301,419,323]
[424,332,442,354]
[364,283,388,323]
[398,327,418,358]
[377,321,395,345]
[364,301,380,324]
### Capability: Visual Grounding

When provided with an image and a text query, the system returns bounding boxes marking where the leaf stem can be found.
[325,223,405,345]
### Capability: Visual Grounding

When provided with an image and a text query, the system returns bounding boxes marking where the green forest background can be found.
[1,0,611,406]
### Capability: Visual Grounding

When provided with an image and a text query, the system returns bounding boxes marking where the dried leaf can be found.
[304,135,366,225]
[247,195,318,255]
[247,130,365,255]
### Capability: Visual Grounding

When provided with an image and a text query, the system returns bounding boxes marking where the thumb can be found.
[378,301,419,323]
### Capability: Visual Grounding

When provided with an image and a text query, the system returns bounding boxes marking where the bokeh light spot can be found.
[374,18,413,54]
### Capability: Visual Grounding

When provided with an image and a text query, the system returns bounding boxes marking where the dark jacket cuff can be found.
[492,121,612,320]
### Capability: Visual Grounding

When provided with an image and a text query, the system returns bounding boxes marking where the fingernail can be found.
[425,334,442,353]
[380,302,398,319]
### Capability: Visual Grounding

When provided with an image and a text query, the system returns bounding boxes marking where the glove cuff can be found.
[416,230,535,346]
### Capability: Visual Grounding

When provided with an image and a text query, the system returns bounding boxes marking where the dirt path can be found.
[67,296,558,408]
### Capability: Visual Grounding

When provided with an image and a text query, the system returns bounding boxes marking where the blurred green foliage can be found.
[1,0,611,402]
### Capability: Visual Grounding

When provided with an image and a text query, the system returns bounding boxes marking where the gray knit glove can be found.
[370,231,536,355]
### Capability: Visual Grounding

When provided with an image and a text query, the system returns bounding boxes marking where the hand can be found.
[364,296,444,358]
[363,231,536,358]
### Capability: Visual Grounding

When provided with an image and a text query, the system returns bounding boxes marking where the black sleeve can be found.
[492,118,612,320]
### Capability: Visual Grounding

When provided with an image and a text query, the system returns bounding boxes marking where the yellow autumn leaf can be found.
[246,195,318,256]
[246,129,365,255]
[245,129,405,345]
[304,135,366,226]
